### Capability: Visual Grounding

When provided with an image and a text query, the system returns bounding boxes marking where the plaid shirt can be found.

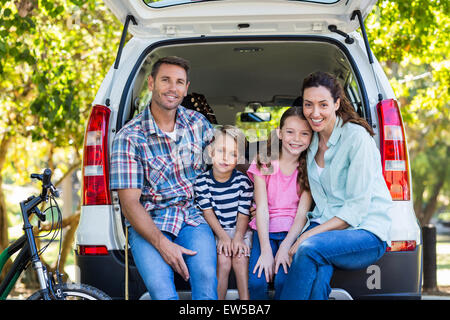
[110,105,214,236]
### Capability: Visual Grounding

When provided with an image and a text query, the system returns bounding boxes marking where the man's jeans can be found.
[280,223,387,300]
[128,222,218,300]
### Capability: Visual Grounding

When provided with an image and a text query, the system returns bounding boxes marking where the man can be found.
[110,56,217,300]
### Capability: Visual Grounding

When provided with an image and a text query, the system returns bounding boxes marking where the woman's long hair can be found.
[301,71,375,136]
[256,107,310,193]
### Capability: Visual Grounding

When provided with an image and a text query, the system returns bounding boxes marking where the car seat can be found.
[182,92,218,124]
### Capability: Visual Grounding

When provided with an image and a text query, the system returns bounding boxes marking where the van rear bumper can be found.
[330,244,422,299]
[75,244,422,300]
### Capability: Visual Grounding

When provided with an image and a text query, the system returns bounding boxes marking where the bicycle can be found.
[0,169,111,300]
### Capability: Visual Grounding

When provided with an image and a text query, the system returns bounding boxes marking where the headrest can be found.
[182,93,218,124]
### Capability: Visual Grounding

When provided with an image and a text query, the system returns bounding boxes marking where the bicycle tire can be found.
[27,283,112,300]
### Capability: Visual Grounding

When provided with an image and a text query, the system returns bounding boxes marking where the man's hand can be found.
[158,235,197,281]
[117,188,197,281]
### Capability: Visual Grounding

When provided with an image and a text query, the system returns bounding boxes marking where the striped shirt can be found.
[194,169,254,229]
[109,105,214,237]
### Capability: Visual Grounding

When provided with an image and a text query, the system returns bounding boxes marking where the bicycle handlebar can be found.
[42,168,52,187]
[25,169,60,222]
[30,168,52,184]
[30,169,59,198]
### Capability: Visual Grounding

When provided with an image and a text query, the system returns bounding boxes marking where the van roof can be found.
[104,0,377,38]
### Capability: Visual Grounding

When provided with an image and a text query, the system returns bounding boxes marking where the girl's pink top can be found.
[247,160,301,233]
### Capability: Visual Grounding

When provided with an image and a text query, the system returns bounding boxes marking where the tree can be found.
[0,0,121,280]
[366,0,450,225]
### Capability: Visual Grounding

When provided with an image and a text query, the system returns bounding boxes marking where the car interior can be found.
[128,40,364,131]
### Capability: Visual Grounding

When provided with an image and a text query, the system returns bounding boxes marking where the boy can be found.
[194,125,253,300]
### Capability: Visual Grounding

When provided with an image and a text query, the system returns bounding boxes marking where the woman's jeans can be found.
[128,222,218,300]
[248,231,289,300]
[280,222,387,300]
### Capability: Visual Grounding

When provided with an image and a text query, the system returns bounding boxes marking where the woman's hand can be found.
[288,231,313,263]
[253,249,274,283]
[288,237,302,263]
[288,217,350,262]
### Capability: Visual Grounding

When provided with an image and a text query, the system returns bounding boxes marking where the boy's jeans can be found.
[280,222,386,300]
[128,222,218,300]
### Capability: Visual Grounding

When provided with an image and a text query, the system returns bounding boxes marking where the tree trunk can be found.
[35,212,80,277]
[414,180,425,225]
[51,161,81,278]
[58,212,80,279]
[421,146,450,225]
[0,135,13,282]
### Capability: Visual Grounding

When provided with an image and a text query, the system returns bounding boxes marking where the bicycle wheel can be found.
[27,283,112,300]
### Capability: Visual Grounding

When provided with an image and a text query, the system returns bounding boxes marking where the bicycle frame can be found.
[0,194,50,300]
[0,235,31,299]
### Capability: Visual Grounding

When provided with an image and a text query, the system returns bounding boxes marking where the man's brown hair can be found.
[151,56,191,81]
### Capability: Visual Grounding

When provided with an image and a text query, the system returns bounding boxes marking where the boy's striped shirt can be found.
[194,169,254,229]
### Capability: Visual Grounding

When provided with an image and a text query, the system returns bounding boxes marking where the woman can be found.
[280,71,393,300]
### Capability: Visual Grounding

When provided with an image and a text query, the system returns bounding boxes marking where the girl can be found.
[280,71,392,300]
[247,107,313,300]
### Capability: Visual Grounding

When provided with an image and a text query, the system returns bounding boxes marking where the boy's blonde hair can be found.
[209,125,247,164]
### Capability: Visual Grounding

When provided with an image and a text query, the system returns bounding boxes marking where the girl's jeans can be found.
[248,231,289,300]
[128,222,218,300]
[280,222,387,300]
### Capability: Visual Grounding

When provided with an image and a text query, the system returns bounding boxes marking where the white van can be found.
[75,0,422,300]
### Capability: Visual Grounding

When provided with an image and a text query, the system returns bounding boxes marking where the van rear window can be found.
[144,0,340,9]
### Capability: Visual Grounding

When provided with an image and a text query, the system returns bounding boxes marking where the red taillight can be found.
[77,245,109,256]
[376,99,410,201]
[386,241,416,252]
[82,105,111,205]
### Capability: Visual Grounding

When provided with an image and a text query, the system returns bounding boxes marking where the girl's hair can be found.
[301,71,375,136]
[256,107,310,193]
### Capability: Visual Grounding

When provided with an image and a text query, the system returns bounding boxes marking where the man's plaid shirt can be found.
[110,105,214,237]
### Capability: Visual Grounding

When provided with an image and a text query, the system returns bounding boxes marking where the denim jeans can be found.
[128,222,218,300]
[280,222,387,300]
[248,231,289,300]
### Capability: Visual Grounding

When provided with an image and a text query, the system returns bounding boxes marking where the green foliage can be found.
[0,0,123,266]
[367,0,449,63]
[367,0,450,222]
[438,212,450,222]
[143,0,164,5]
[0,0,121,182]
